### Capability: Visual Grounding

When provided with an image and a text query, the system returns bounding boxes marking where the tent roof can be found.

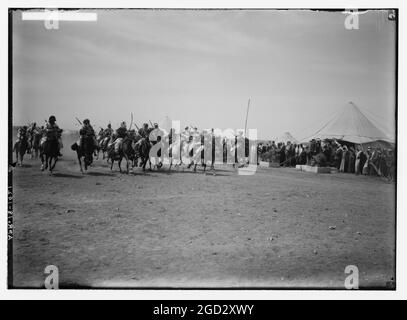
[276,132,298,144]
[305,102,393,144]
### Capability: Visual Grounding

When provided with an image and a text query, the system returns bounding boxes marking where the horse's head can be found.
[20,131,28,141]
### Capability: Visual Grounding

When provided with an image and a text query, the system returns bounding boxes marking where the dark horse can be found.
[13,134,29,166]
[107,134,136,173]
[40,139,59,174]
[71,136,95,173]
[134,137,152,172]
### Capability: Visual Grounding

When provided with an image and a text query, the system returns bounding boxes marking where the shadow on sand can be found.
[84,171,116,177]
[51,172,84,179]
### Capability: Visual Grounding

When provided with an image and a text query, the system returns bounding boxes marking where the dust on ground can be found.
[11,147,396,288]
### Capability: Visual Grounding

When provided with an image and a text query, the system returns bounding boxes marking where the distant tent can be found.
[276,132,298,144]
[304,102,393,145]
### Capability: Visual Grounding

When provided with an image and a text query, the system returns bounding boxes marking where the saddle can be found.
[108,138,123,154]
[101,137,110,147]
[40,136,47,148]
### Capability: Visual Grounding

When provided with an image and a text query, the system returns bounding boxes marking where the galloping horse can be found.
[71,136,95,173]
[107,132,137,173]
[134,137,152,172]
[40,138,59,174]
[97,133,111,160]
[13,132,29,166]
[181,134,207,172]
[30,131,42,159]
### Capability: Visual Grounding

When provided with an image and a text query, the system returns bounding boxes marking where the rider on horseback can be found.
[149,123,164,146]
[149,123,164,168]
[104,123,114,138]
[44,116,63,157]
[16,125,28,143]
[79,119,98,154]
[116,121,127,138]
[26,122,38,152]
[138,123,150,139]
[107,121,127,154]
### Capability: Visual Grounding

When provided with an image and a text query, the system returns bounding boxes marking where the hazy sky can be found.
[12,9,396,140]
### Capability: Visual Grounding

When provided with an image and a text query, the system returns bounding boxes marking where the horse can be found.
[98,135,111,160]
[13,134,29,166]
[40,138,59,174]
[180,135,207,172]
[107,133,137,173]
[71,136,95,173]
[134,137,152,172]
[30,131,42,159]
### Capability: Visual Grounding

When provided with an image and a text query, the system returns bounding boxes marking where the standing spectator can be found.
[355,147,363,175]
[334,144,343,169]
[348,147,356,173]
[280,143,286,166]
[339,145,347,172]
[363,147,372,175]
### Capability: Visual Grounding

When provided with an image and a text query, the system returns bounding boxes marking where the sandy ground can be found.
[11,141,396,289]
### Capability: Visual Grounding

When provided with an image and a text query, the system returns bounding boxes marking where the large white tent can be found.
[304,102,393,144]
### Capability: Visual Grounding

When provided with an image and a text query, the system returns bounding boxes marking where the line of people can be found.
[257,139,395,181]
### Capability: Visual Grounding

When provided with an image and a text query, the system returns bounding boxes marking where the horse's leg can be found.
[49,157,53,174]
[40,153,44,171]
[78,154,83,173]
[125,155,129,174]
[110,157,114,170]
[51,157,58,170]
[194,163,197,172]
[118,157,122,173]
[142,157,146,172]
[48,156,53,174]
[44,154,49,169]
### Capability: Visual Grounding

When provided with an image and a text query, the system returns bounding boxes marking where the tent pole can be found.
[244,98,250,137]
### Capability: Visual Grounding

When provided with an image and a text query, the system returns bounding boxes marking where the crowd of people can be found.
[257,138,395,181]
[14,119,396,181]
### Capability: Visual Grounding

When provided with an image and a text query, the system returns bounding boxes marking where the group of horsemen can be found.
[16,116,248,170]
[16,115,168,158]
[82,119,165,157]
[16,115,63,156]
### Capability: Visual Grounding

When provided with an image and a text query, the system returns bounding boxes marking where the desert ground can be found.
[11,137,396,289]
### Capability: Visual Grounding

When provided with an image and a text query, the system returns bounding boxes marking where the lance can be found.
[129,113,134,130]
[149,120,154,127]
[75,117,83,125]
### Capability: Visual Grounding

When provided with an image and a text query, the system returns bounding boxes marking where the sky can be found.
[12,9,396,140]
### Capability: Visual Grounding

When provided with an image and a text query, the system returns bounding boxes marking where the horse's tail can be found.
[71,142,79,151]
